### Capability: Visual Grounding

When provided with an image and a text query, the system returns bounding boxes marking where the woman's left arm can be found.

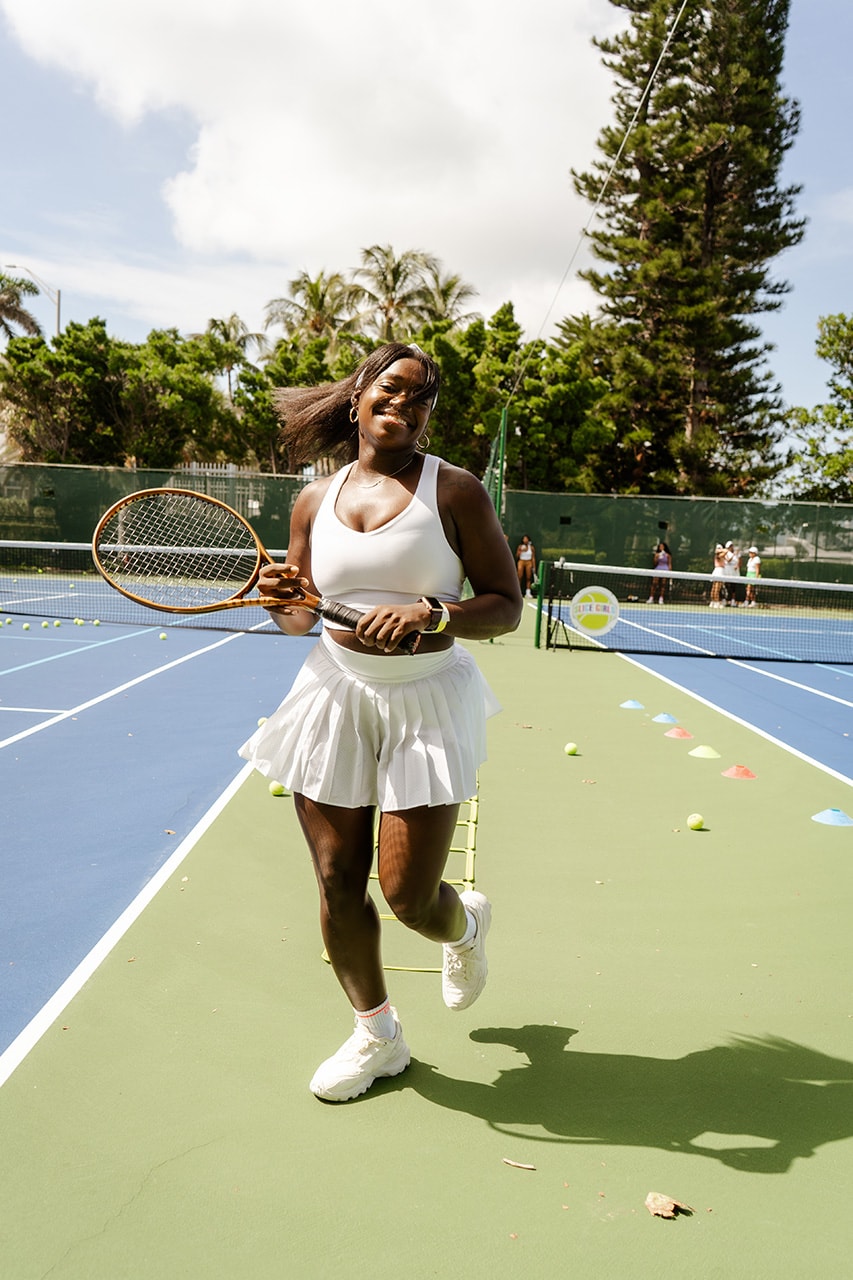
[438,465,523,640]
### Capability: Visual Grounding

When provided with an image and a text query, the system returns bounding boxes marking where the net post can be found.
[534,559,548,649]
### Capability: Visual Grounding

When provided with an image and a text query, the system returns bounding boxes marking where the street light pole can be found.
[4,263,61,337]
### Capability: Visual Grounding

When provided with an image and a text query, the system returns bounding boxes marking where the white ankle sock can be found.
[449,909,477,951]
[354,998,396,1039]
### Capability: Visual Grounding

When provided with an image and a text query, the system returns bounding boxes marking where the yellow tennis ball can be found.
[23,622,30,630]
[257,716,268,727]
[53,620,61,627]
[564,742,579,755]
[159,632,167,640]
[93,619,101,626]
[268,781,286,796]
[687,813,705,830]
[41,620,49,628]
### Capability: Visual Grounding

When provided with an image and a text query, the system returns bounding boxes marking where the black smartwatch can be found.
[420,596,450,633]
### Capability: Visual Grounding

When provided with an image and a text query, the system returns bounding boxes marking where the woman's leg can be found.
[293,793,386,1012]
[377,805,466,942]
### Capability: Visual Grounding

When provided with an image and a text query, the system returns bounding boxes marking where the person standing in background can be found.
[515,535,537,598]
[648,540,672,604]
[745,546,761,606]
[723,540,742,606]
[710,544,727,607]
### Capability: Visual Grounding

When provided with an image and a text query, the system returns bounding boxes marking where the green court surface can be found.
[2,611,852,1279]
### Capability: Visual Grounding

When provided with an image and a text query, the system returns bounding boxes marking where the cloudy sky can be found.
[2,0,851,411]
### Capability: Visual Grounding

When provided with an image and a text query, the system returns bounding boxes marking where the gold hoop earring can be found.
[417,434,430,450]
[349,405,359,425]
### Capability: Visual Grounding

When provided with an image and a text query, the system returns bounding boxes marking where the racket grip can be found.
[316,597,420,655]
[316,598,364,629]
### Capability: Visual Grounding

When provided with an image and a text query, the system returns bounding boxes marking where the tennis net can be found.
[0,540,314,634]
[540,561,853,663]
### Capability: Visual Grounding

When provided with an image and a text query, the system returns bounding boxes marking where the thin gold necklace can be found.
[349,455,417,489]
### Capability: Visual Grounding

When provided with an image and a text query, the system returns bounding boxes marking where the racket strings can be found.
[95,492,261,609]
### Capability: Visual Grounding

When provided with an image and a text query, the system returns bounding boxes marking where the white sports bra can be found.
[310,454,464,627]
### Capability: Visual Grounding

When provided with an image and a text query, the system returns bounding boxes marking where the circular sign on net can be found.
[569,585,620,637]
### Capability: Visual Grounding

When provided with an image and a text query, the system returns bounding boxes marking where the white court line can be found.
[0,627,154,678]
[0,763,254,1089]
[0,705,66,714]
[0,631,243,750]
[729,659,853,709]
[619,653,853,788]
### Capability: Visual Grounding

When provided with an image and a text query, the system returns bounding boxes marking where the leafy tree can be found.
[787,314,853,501]
[1,321,120,463]
[0,319,238,466]
[117,329,240,467]
[572,0,804,496]
[0,273,42,342]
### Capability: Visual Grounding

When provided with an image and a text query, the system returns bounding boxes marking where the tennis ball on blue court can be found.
[564,742,579,756]
[22,622,30,631]
[687,813,705,831]
[54,620,61,627]
[268,781,286,796]
[4,618,11,625]
[93,619,100,626]
[159,632,167,640]
[257,716,268,726]
[41,620,49,628]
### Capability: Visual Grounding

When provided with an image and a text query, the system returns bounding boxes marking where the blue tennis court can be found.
[1,616,311,1059]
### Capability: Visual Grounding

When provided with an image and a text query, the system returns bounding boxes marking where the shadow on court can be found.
[390,1025,853,1175]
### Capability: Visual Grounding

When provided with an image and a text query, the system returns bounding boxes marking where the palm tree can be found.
[264,271,358,352]
[420,264,480,328]
[201,313,266,401]
[349,245,439,342]
[0,273,42,343]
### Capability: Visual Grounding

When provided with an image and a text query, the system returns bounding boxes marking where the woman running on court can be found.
[239,343,522,1102]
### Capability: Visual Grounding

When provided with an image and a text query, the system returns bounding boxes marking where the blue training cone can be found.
[620,700,644,709]
[811,808,853,827]
[652,713,678,723]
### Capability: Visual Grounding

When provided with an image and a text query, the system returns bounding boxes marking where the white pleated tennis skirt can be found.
[238,632,501,810]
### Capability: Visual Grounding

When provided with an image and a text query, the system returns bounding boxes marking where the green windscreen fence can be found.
[0,464,308,549]
[2,464,853,584]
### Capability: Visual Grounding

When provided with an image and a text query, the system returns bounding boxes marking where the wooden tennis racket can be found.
[92,487,420,652]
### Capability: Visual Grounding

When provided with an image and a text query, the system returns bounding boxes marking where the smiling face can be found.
[354,357,434,450]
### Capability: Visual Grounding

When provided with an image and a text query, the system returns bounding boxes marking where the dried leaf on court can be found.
[502,1158,536,1171]
[645,1191,694,1218]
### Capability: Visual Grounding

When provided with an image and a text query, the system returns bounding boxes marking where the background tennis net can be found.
[540,561,853,663]
[0,540,317,634]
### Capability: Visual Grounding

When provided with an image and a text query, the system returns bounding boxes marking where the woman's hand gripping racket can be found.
[92,488,420,653]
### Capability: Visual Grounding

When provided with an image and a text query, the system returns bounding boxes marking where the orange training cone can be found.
[722,764,757,780]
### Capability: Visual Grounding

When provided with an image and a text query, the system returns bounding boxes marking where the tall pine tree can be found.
[572,0,804,495]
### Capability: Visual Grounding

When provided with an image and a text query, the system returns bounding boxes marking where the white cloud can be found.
[1,0,619,336]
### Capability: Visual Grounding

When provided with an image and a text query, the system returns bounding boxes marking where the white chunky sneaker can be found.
[309,1010,410,1102]
[442,890,492,1011]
